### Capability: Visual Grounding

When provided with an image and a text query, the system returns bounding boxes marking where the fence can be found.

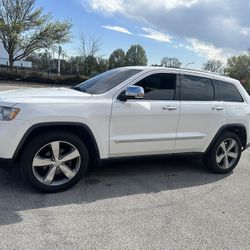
[0,57,81,80]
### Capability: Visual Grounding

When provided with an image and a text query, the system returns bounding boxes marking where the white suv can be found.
[0,67,249,192]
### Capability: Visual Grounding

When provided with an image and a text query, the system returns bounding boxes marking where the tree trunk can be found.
[9,54,14,71]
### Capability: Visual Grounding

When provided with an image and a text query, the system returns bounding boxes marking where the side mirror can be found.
[118,86,144,101]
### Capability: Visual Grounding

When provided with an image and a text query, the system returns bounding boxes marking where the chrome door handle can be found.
[212,106,224,111]
[162,106,177,111]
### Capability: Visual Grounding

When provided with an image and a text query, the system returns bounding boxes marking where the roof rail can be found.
[177,67,229,77]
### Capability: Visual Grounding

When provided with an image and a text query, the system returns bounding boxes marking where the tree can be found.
[96,58,109,73]
[78,33,101,59]
[77,33,102,75]
[25,53,40,68]
[202,60,224,73]
[226,55,250,81]
[109,49,126,69]
[84,55,98,76]
[0,0,72,70]
[68,56,82,74]
[126,45,147,66]
[161,57,182,68]
[37,50,52,70]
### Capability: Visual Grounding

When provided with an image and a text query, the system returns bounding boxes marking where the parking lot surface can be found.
[0,82,250,250]
[0,81,58,90]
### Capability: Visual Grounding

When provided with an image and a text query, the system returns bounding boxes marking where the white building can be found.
[0,42,32,68]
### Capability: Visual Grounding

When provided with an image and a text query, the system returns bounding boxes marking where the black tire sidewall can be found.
[21,131,89,192]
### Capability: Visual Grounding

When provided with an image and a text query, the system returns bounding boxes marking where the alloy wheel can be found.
[216,138,239,169]
[32,141,81,186]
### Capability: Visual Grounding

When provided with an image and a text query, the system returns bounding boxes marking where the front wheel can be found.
[204,132,242,174]
[21,131,89,192]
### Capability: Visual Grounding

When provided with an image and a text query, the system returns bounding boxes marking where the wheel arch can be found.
[13,122,100,164]
[206,124,247,153]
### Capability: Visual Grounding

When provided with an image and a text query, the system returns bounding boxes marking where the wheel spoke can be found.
[216,153,225,163]
[51,141,60,160]
[43,166,57,185]
[59,164,75,180]
[61,149,80,163]
[223,155,229,169]
[33,156,54,167]
[220,142,227,153]
[227,140,236,151]
[227,152,238,159]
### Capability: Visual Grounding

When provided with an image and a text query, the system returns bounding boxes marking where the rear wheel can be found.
[21,131,89,192]
[204,132,242,174]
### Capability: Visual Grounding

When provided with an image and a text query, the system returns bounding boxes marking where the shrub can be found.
[0,71,22,80]
[0,70,89,86]
[24,72,45,83]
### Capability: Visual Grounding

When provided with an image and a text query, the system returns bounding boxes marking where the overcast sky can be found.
[36,0,250,68]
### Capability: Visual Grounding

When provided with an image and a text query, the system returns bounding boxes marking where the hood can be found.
[0,87,91,104]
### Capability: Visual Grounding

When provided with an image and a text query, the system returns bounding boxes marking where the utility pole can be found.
[185,62,195,68]
[76,56,79,74]
[58,45,62,76]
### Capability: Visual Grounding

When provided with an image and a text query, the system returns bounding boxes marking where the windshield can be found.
[73,68,142,94]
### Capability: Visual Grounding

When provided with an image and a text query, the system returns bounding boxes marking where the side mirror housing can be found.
[118,86,144,101]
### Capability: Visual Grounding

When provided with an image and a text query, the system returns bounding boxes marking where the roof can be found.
[123,66,238,84]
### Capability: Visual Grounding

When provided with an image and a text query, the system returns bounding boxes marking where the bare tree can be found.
[77,33,102,75]
[78,33,102,59]
[202,60,224,73]
[161,57,182,68]
[0,0,72,70]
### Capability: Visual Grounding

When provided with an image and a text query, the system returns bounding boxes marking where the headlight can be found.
[0,107,20,121]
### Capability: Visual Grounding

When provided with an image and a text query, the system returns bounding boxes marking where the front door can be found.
[109,73,181,157]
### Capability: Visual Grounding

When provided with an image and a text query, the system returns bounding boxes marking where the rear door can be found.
[213,79,247,127]
[175,74,227,153]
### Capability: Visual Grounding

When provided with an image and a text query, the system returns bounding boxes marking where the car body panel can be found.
[109,99,180,157]
[0,66,249,161]
[174,100,227,153]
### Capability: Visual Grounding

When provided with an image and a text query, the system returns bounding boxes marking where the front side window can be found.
[213,80,244,102]
[135,73,177,100]
[180,75,214,101]
[73,68,142,94]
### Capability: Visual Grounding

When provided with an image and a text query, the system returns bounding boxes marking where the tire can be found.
[21,131,89,192]
[204,132,242,174]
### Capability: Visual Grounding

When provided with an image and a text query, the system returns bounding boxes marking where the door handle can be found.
[212,106,224,111]
[162,106,177,111]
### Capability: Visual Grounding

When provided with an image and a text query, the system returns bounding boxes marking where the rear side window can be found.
[180,75,214,101]
[135,73,177,100]
[213,80,244,102]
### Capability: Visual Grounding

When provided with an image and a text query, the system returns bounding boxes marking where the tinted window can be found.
[73,68,141,94]
[135,73,176,100]
[214,80,244,102]
[180,75,214,101]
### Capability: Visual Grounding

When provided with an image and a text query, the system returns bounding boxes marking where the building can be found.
[0,42,32,68]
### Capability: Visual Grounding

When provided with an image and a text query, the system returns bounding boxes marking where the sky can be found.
[36,0,250,69]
